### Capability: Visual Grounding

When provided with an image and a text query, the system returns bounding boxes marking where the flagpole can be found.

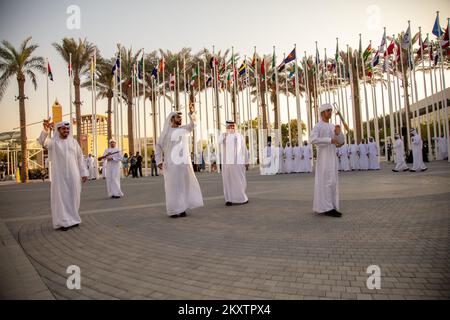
[197,61,203,163]
[346,45,355,141]
[398,35,412,149]
[283,53,292,145]
[212,45,221,173]
[378,64,388,160]
[245,55,254,166]
[435,12,450,162]
[274,46,281,142]
[142,51,148,176]
[315,42,322,122]
[359,34,371,141]
[161,57,167,119]
[183,55,188,120]
[393,52,402,135]
[303,51,312,134]
[408,21,421,136]
[254,47,263,169]
[418,27,433,160]
[264,56,270,133]
[203,52,211,172]
[293,44,302,145]
[118,45,124,153]
[69,53,73,122]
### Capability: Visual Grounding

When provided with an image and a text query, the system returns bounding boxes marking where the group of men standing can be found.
[261,141,313,175]
[337,138,380,172]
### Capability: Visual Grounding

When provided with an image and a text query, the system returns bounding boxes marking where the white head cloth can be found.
[319,103,333,113]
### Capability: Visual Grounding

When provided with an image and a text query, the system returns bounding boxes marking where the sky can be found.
[0,0,449,139]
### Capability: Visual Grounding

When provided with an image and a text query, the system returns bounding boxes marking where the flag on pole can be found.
[190,66,200,85]
[417,34,429,58]
[151,67,158,78]
[47,62,54,81]
[138,56,144,80]
[372,50,380,67]
[284,48,296,64]
[261,58,266,80]
[169,73,175,91]
[363,43,373,61]
[238,61,246,76]
[159,58,165,73]
[251,53,257,68]
[379,29,387,53]
[401,26,411,49]
[111,57,120,75]
[432,14,444,37]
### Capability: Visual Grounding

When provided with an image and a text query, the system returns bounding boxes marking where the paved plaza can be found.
[0,161,449,300]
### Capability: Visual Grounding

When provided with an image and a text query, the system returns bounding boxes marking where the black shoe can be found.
[392,169,399,172]
[72,224,79,228]
[323,210,335,216]
[421,168,428,172]
[170,214,179,218]
[409,170,416,172]
[179,212,187,217]
[59,226,70,231]
[403,168,410,172]
[225,202,233,206]
[330,209,342,217]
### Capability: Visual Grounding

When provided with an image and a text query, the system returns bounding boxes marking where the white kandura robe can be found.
[349,144,360,171]
[261,145,277,175]
[293,146,302,173]
[393,139,409,171]
[219,132,249,203]
[38,130,88,229]
[103,147,124,197]
[411,134,427,171]
[339,145,351,171]
[156,113,204,215]
[277,146,285,174]
[86,156,97,179]
[302,144,313,173]
[358,144,369,170]
[436,137,448,160]
[284,146,294,174]
[310,120,344,213]
[368,142,380,170]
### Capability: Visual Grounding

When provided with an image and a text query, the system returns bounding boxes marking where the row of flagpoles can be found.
[45,12,450,175]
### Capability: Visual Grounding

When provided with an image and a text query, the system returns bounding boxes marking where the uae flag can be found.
[47,62,53,81]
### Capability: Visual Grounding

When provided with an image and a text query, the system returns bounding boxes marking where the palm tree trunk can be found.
[127,87,134,155]
[260,81,268,129]
[350,55,362,143]
[273,91,279,130]
[74,76,82,144]
[231,90,237,122]
[106,90,113,142]
[151,96,157,151]
[17,74,28,183]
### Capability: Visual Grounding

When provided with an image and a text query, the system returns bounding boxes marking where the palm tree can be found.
[0,37,45,183]
[53,38,96,143]
[117,46,142,155]
[81,56,114,141]
[158,48,195,111]
[248,53,291,130]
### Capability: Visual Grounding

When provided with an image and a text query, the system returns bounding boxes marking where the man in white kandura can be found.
[86,153,97,180]
[293,142,302,173]
[284,142,294,174]
[392,133,409,172]
[434,135,448,160]
[277,141,285,174]
[102,139,123,198]
[339,144,351,172]
[261,138,277,175]
[310,103,345,217]
[219,120,249,206]
[410,129,427,172]
[156,104,204,218]
[358,139,369,171]
[368,137,380,170]
[301,140,313,173]
[349,140,360,171]
[38,120,88,231]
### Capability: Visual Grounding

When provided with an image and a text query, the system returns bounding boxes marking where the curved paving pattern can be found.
[2,161,450,300]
